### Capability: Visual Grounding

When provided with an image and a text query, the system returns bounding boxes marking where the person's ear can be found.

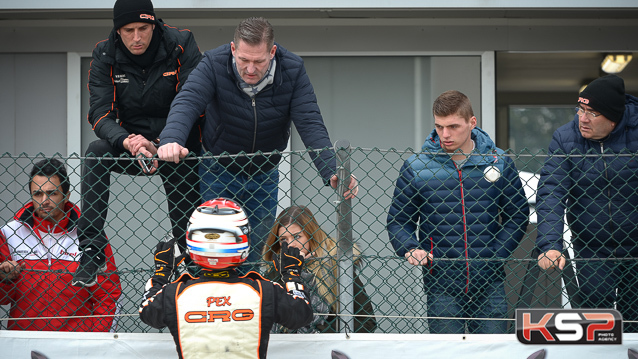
[470,116,477,129]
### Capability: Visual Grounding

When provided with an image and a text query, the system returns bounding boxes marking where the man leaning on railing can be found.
[156,17,358,273]
[536,74,638,332]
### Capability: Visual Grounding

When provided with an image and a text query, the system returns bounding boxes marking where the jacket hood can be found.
[421,126,500,167]
[618,94,638,130]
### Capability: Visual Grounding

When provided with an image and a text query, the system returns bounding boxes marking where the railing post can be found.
[334,139,354,332]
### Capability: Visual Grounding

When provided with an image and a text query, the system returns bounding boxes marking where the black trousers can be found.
[575,245,638,333]
[78,139,201,252]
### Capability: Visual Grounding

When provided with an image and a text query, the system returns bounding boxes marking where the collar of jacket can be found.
[14,201,80,233]
[422,126,499,166]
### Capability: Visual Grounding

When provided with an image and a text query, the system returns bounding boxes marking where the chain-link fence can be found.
[0,147,636,334]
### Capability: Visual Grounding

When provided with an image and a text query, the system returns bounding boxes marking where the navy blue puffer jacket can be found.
[160,43,335,180]
[387,127,529,293]
[536,94,638,256]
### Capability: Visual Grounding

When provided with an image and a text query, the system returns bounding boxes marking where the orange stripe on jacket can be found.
[89,63,116,131]
[174,45,185,92]
[256,279,265,358]
[163,23,193,33]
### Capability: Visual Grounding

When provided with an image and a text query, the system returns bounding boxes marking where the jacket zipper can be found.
[429,237,434,274]
[40,224,54,319]
[247,97,258,174]
[600,142,614,240]
[33,224,53,266]
[456,165,470,293]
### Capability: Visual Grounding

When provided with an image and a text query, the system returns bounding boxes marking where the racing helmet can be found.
[186,198,251,270]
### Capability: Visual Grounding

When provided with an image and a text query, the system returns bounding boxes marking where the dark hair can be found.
[433,90,474,121]
[29,158,70,194]
[234,17,275,49]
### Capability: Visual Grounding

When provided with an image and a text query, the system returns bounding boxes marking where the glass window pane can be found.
[509,105,574,173]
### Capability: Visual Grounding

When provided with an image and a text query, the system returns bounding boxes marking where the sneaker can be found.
[72,248,107,287]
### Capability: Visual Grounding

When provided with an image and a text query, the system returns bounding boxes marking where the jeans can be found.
[199,157,278,272]
[427,280,508,334]
[78,139,201,252]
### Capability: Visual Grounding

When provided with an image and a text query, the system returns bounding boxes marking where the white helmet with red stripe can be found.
[186,198,251,270]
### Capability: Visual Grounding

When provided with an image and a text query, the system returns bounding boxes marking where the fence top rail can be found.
[2,148,637,161]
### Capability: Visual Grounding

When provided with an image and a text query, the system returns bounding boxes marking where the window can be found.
[508,105,574,173]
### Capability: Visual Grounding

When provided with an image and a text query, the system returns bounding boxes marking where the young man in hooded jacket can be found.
[387,90,529,334]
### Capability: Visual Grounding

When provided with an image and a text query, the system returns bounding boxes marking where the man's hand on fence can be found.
[124,134,159,174]
[127,134,155,156]
[537,250,566,270]
[136,147,159,174]
[0,260,25,281]
[157,142,189,164]
[330,174,359,200]
[405,248,433,266]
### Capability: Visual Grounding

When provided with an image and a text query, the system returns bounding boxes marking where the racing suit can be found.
[139,270,312,359]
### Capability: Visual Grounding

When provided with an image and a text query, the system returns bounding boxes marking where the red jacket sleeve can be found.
[88,243,122,332]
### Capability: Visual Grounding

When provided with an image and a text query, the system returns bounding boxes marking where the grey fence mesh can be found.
[0,148,636,334]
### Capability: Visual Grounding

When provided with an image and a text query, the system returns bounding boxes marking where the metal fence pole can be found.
[334,139,354,332]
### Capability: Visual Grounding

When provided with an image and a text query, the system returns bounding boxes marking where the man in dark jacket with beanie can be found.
[536,74,638,332]
[73,0,202,287]
[156,17,358,272]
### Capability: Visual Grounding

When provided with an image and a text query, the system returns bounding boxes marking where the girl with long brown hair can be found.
[262,205,376,333]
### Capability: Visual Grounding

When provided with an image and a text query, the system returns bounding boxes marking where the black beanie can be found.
[113,0,156,30]
[578,74,626,123]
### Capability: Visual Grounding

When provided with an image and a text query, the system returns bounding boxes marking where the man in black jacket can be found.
[73,0,202,287]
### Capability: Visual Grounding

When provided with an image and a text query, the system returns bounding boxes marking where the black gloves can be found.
[273,242,307,299]
[152,235,185,286]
